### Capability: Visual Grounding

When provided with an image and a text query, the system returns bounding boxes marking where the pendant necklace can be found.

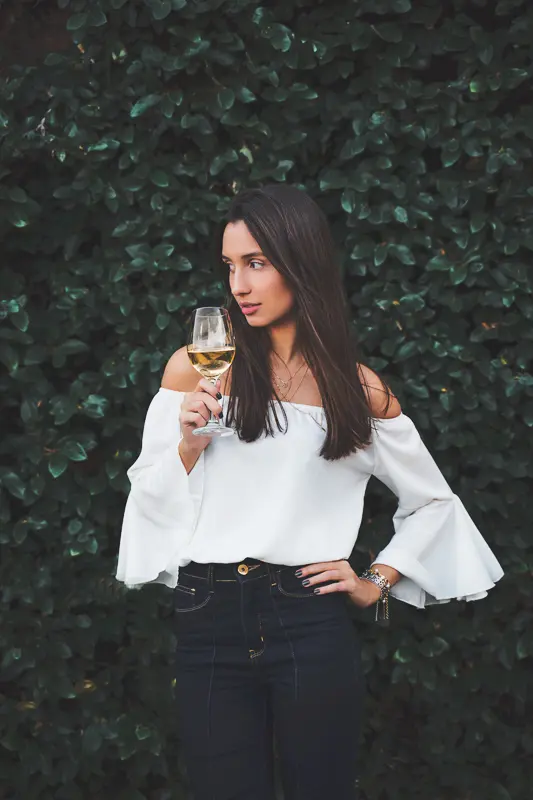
[271,351,307,401]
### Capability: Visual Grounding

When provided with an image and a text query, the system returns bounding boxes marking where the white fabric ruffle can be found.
[369,414,504,608]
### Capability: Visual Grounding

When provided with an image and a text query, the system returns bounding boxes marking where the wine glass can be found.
[186,307,235,437]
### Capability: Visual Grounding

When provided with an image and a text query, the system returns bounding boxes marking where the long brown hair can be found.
[216,184,394,461]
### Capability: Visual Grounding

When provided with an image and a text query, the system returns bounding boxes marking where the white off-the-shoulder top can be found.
[116,388,504,609]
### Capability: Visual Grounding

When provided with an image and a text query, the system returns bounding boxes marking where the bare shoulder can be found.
[357,363,402,419]
[160,346,199,392]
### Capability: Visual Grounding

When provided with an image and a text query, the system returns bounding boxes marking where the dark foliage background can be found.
[0,0,531,798]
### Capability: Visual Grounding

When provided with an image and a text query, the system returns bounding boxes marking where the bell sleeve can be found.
[368,412,504,609]
[115,387,204,590]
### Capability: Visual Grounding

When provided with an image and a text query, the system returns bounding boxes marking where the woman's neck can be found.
[268,318,299,364]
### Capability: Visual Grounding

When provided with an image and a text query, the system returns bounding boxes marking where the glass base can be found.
[192,422,234,438]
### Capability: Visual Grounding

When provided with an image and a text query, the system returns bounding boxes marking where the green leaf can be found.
[66,12,88,31]
[122,175,145,192]
[7,208,29,227]
[236,87,256,103]
[11,310,29,332]
[479,44,494,65]
[393,206,408,224]
[405,379,429,399]
[82,395,110,419]
[130,94,161,118]
[9,187,27,203]
[450,264,467,285]
[0,344,19,372]
[374,244,389,266]
[48,454,68,479]
[391,245,415,265]
[56,340,90,356]
[44,53,67,66]
[82,725,103,754]
[87,7,107,26]
[147,0,172,19]
[2,472,26,500]
[153,243,175,259]
[270,25,293,52]
[62,441,88,462]
[486,153,501,174]
[396,341,418,361]
[217,88,235,110]
[393,646,413,663]
[373,23,403,43]
[151,169,169,188]
[156,312,170,329]
[125,243,150,258]
[339,138,366,160]
[177,256,192,271]
[426,254,450,271]
[420,637,450,657]
[341,189,356,214]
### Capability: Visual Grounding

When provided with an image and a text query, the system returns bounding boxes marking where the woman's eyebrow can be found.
[222,251,265,261]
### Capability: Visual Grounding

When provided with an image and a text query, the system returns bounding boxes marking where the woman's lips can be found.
[241,304,261,316]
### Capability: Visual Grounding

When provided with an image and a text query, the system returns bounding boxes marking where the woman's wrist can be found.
[178,439,204,474]
[371,563,401,588]
[361,580,382,607]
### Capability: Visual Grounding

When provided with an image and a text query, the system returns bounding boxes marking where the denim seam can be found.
[175,584,195,596]
[269,585,302,799]
[206,599,217,800]
[249,616,265,660]
[275,572,319,600]
[174,593,213,613]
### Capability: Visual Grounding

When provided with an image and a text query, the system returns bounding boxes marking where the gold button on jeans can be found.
[237,564,249,575]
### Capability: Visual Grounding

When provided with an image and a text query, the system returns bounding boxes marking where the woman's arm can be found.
[366,380,504,608]
[359,365,404,593]
[162,347,223,473]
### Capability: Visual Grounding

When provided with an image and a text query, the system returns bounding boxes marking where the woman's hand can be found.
[295,560,382,608]
[179,377,224,455]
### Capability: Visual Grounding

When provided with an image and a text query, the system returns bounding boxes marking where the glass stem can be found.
[209,378,221,426]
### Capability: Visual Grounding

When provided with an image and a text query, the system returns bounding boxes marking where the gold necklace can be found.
[283,365,310,403]
[271,351,307,395]
[272,364,307,400]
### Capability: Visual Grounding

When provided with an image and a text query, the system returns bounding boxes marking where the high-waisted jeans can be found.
[172,557,365,800]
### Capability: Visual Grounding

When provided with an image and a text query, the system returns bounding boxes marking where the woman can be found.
[116,184,504,800]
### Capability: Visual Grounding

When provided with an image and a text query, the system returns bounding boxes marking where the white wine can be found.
[188,346,236,380]
[187,307,236,437]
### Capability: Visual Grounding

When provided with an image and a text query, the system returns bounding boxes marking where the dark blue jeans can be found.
[172,558,365,800]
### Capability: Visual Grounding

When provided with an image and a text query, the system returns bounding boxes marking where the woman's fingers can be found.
[295,560,356,596]
[195,377,221,397]
[296,560,348,578]
[184,394,222,418]
[181,410,209,429]
[192,395,222,417]
[314,580,350,595]
[302,569,341,586]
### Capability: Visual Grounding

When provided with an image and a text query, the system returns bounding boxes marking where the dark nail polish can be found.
[216,391,222,400]
[314,588,321,595]
[218,412,223,419]
[295,570,303,578]
[302,579,311,587]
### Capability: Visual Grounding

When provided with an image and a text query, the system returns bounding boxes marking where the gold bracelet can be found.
[359,566,391,623]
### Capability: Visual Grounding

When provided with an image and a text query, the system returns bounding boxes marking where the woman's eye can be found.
[249,260,264,269]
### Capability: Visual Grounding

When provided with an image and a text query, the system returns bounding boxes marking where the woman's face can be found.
[222,220,295,327]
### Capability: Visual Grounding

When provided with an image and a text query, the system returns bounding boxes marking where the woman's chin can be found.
[243,311,267,326]
[245,316,267,326]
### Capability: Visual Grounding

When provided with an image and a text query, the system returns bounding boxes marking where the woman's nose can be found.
[231,270,250,295]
